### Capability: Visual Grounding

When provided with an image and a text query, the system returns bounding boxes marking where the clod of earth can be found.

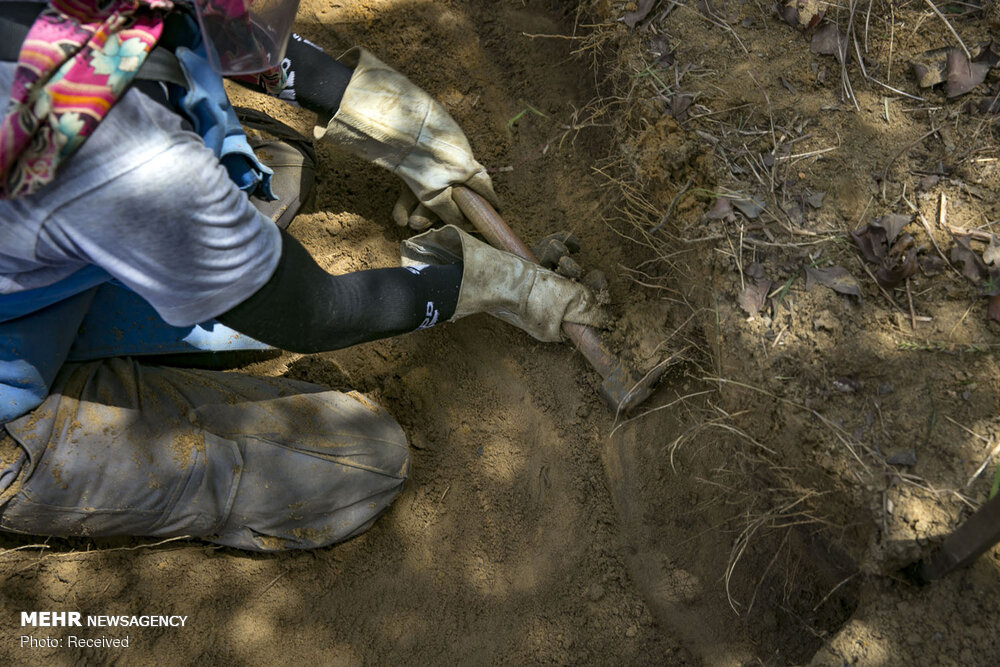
[582,269,609,296]
[780,0,826,30]
[533,237,570,268]
[557,255,584,280]
[983,234,1000,266]
[535,231,581,253]
[911,47,951,88]
[919,255,947,276]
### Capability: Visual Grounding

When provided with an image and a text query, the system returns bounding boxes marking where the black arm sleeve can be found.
[218,230,462,354]
[231,33,353,118]
[283,34,354,117]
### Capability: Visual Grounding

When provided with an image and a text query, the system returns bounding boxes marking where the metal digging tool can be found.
[909,491,1000,583]
[453,186,663,415]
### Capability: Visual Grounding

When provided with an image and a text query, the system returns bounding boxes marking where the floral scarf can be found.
[0,0,175,199]
[0,0,287,200]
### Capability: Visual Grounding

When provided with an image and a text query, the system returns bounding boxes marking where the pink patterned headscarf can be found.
[0,0,176,199]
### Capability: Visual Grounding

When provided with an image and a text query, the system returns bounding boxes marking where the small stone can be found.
[533,238,569,268]
[878,381,894,396]
[541,231,582,253]
[557,255,584,280]
[887,449,917,467]
[625,626,638,638]
[586,583,605,602]
[833,376,861,393]
[813,310,838,332]
[919,174,941,191]
[552,231,582,252]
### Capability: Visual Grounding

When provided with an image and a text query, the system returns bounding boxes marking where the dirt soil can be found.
[4,0,1000,665]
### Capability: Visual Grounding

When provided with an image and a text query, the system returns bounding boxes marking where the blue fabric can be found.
[0,288,95,423]
[0,274,270,423]
[0,264,111,324]
[171,37,276,199]
[67,282,269,360]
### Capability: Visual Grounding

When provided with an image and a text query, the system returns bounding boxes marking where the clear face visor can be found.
[192,0,302,75]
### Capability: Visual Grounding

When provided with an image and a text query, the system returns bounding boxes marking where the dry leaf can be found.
[805,191,826,209]
[977,41,1000,68]
[779,2,798,26]
[706,197,735,221]
[951,236,988,282]
[989,294,1000,323]
[851,214,911,265]
[946,50,990,98]
[851,225,888,263]
[732,195,766,219]
[805,266,862,298]
[876,247,918,289]
[919,255,947,276]
[785,202,805,226]
[876,214,912,244]
[738,280,772,315]
[671,93,694,120]
[624,0,656,28]
[811,23,846,63]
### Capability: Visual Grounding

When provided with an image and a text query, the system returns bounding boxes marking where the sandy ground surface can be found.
[4,0,1000,665]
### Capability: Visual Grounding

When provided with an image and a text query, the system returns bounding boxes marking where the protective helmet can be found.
[191,0,302,74]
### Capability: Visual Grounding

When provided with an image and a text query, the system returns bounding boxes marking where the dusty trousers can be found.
[0,358,409,551]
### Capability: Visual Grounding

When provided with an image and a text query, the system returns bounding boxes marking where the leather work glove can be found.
[400,225,605,342]
[314,47,500,230]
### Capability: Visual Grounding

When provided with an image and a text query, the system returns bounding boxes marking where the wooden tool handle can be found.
[453,187,657,412]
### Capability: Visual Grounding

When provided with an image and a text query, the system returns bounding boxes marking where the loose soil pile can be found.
[3,1,1000,665]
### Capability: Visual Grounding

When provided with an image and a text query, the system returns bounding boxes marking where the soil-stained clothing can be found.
[0,358,409,551]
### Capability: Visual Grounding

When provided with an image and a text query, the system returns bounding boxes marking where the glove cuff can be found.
[401,225,603,342]
[313,47,425,169]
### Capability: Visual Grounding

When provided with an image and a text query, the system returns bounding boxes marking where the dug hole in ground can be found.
[4,0,1000,664]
